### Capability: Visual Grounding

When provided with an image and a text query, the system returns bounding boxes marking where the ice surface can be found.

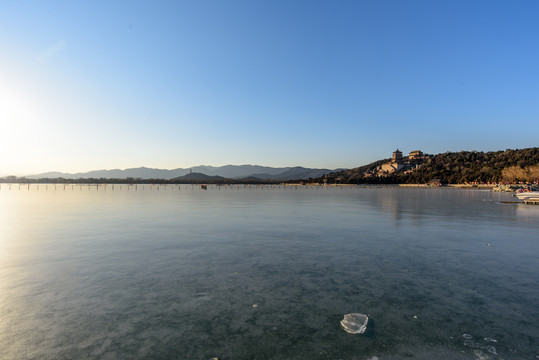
[463,334,498,355]
[340,313,369,334]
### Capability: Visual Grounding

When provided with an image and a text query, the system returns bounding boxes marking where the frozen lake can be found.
[1,184,538,359]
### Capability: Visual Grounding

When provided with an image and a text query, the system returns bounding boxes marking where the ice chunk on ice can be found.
[340,313,369,334]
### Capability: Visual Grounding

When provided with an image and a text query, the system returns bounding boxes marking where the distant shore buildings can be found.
[409,150,423,160]
[376,149,430,175]
[380,149,406,173]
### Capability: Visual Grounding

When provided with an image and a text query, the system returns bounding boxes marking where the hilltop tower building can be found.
[380,149,406,174]
[409,150,423,160]
[392,149,403,164]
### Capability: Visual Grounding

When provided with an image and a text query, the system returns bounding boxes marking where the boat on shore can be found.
[514,186,539,203]
[515,191,539,201]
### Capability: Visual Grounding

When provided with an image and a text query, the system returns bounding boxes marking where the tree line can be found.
[322,147,539,184]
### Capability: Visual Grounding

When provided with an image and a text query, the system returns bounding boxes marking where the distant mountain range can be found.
[26,165,338,181]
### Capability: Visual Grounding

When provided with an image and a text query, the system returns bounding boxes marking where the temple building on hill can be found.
[392,149,403,163]
[380,149,406,173]
[374,148,430,175]
[409,150,423,160]
[373,148,430,176]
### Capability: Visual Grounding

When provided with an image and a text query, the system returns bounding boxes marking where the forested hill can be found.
[324,147,539,184]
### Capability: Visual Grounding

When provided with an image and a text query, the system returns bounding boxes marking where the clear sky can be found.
[1,0,538,176]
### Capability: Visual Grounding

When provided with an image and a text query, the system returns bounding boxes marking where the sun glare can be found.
[0,80,49,175]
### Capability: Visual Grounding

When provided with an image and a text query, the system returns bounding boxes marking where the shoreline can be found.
[0,181,532,192]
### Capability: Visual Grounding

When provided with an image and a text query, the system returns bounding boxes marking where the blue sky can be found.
[1,0,538,175]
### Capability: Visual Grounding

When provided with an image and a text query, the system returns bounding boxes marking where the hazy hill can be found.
[25,165,336,181]
[28,167,188,180]
[241,166,336,180]
[189,165,290,178]
[170,172,226,182]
